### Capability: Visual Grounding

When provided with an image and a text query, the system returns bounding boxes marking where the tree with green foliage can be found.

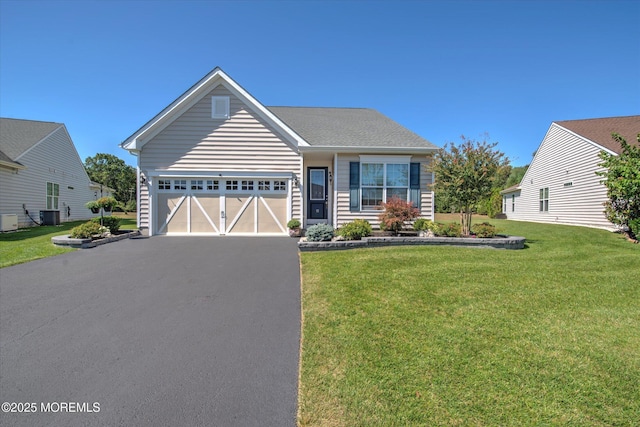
[84,153,136,204]
[596,133,640,239]
[505,165,529,188]
[430,135,509,235]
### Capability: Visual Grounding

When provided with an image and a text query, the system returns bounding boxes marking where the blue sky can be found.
[1,0,638,167]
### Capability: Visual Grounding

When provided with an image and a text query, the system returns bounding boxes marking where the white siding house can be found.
[502,115,640,229]
[121,68,438,236]
[0,118,98,228]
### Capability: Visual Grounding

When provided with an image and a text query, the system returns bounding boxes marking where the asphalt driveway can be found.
[0,236,301,427]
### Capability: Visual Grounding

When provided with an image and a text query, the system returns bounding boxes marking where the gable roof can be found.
[0,118,62,160]
[555,115,640,154]
[268,107,437,152]
[121,67,309,152]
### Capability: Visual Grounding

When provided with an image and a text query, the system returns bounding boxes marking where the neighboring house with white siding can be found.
[501,115,640,230]
[121,67,438,236]
[0,118,99,228]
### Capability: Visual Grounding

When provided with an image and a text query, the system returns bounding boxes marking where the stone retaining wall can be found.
[52,230,141,249]
[298,235,526,251]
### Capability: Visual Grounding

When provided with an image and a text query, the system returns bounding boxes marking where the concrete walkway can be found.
[0,236,301,427]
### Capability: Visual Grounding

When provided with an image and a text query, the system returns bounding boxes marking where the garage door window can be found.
[190,180,204,191]
[158,179,171,190]
[206,180,219,191]
[174,180,187,190]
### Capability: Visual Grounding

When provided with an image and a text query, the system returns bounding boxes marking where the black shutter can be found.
[349,162,360,212]
[410,162,421,209]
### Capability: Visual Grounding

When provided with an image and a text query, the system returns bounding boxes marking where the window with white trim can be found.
[361,162,409,210]
[46,182,59,210]
[241,180,254,191]
[190,180,203,191]
[158,179,171,190]
[206,180,219,191]
[539,187,549,212]
[258,180,271,191]
[174,180,187,190]
[211,96,230,119]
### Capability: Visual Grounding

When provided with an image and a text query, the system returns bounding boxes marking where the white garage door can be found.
[155,178,289,235]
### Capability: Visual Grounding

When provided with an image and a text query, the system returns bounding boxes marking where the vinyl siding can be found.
[506,124,612,229]
[335,154,434,228]
[0,126,96,227]
[138,85,302,229]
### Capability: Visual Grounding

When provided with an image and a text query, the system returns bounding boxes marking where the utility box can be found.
[0,214,18,232]
[40,210,60,226]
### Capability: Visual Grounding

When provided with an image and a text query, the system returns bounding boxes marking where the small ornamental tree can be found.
[596,132,640,239]
[378,196,420,233]
[430,135,509,235]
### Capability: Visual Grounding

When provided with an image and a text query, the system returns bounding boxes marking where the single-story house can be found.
[121,67,438,236]
[501,115,640,229]
[0,118,99,228]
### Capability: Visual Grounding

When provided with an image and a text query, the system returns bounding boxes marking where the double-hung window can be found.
[539,187,549,212]
[46,182,59,210]
[360,161,409,210]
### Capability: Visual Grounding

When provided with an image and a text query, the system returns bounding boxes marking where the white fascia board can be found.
[0,160,26,170]
[145,170,296,179]
[554,123,619,156]
[14,124,64,161]
[299,146,438,154]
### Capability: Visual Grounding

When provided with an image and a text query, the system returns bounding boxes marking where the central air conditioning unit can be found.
[0,214,18,232]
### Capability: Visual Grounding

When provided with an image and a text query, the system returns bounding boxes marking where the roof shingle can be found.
[268,107,437,150]
[0,118,62,160]
[555,115,640,154]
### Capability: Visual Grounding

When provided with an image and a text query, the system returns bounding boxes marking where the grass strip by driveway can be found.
[298,220,640,426]
[0,216,137,268]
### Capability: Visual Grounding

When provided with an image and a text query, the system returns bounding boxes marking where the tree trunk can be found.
[460,208,472,236]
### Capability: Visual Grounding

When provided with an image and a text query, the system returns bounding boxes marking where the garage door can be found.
[155,178,289,235]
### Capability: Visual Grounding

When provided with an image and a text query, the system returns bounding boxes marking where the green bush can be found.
[306,224,334,242]
[70,221,106,239]
[629,218,640,240]
[337,219,372,240]
[91,216,121,233]
[471,222,497,238]
[431,222,462,237]
[413,218,433,231]
[287,219,301,229]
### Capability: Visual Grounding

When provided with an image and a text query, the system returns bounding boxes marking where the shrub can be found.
[471,222,497,238]
[91,216,121,233]
[629,218,640,240]
[70,221,107,239]
[378,196,420,233]
[306,224,334,242]
[431,222,462,237]
[287,219,301,229]
[413,218,433,231]
[337,219,372,240]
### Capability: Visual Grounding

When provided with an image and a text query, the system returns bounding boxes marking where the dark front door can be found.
[307,167,328,220]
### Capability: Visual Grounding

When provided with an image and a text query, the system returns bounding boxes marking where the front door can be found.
[307,167,328,222]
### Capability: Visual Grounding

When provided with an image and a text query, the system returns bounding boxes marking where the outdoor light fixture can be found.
[329,171,333,183]
[293,177,299,187]
[140,176,146,185]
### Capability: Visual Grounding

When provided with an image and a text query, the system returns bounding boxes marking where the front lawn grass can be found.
[0,216,137,268]
[299,220,640,426]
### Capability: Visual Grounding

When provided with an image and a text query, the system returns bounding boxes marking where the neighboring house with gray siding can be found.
[0,118,98,227]
[121,67,438,236]
[501,115,639,230]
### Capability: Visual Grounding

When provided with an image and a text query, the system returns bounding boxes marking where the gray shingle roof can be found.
[267,107,437,150]
[0,118,62,160]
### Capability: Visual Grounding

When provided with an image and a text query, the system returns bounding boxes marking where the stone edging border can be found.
[52,230,141,249]
[298,235,526,251]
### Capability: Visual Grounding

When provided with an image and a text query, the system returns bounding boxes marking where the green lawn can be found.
[0,216,137,268]
[299,220,640,426]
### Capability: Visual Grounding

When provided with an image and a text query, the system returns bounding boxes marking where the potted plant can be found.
[287,219,301,237]
[97,197,117,213]
[85,200,101,214]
